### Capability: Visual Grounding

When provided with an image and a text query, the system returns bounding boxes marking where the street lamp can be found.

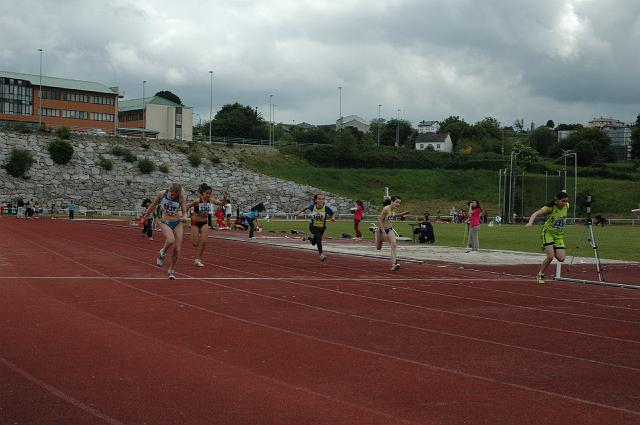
[38,48,43,127]
[209,70,213,143]
[395,108,400,147]
[508,150,519,223]
[377,104,381,147]
[142,80,146,138]
[338,86,342,143]
[562,151,578,222]
[269,94,273,145]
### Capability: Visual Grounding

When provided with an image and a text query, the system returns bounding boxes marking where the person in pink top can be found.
[352,200,364,240]
[466,200,483,253]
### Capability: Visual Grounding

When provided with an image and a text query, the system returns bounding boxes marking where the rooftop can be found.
[0,70,117,95]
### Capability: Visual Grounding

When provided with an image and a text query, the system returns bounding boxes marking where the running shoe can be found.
[391,262,400,271]
[320,254,326,262]
[536,273,545,284]
[148,237,153,241]
[168,269,176,280]
[156,249,165,267]
[194,259,204,267]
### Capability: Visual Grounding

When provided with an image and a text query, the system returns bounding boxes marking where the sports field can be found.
[1,218,639,424]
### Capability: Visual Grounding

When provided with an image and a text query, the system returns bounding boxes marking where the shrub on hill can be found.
[48,139,74,164]
[4,149,34,178]
[138,158,156,174]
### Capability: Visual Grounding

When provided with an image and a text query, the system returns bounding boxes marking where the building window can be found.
[63,110,88,119]
[64,92,88,103]
[176,127,182,139]
[41,89,61,100]
[436,144,441,150]
[90,95,114,105]
[90,112,114,122]
[41,108,60,117]
[0,77,33,115]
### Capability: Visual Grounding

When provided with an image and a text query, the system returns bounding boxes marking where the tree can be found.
[529,126,556,157]
[635,113,640,128]
[439,116,471,148]
[554,127,615,164]
[378,119,412,147]
[631,127,640,160]
[513,119,524,132]
[292,127,333,145]
[546,120,555,128]
[510,141,540,163]
[155,90,182,105]
[555,123,584,131]
[209,102,266,139]
[473,117,501,139]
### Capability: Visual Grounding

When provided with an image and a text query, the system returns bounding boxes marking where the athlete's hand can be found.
[330,216,336,222]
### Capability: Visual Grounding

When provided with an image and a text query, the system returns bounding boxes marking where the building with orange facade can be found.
[0,71,119,133]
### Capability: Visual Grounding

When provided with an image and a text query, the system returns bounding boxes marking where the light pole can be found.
[269,94,273,145]
[38,48,43,127]
[209,70,213,143]
[508,150,519,223]
[563,151,578,222]
[395,108,400,147]
[142,80,146,138]
[272,104,277,145]
[337,86,343,143]
[377,104,381,147]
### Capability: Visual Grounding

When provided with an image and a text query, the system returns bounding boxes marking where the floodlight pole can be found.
[508,150,518,223]
[377,104,381,147]
[38,48,43,127]
[142,80,146,139]
[269,94,273,145]
[209,70,213,143]
[395,108,400,147]
[338,86,342,143]
[563,151,578,222]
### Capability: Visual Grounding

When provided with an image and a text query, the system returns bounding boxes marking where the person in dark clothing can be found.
[415,213,436,244]
[594,214,607,227]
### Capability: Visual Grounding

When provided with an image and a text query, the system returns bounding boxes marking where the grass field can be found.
[256,219,640,262]
[240,151,640,217]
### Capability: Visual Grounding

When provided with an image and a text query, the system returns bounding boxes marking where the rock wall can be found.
[0,131,355,214]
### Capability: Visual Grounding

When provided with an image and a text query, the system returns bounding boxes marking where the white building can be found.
[417,120,440,133]
[336,115,370,133]
[118,96,193,141]
[415,133,453,153]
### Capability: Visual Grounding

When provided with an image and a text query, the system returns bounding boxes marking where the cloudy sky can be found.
[2,0,640,128]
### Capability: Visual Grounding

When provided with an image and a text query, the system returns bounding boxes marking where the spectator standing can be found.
[224,200,232,229]
[466,200,483,253]
[352,200,364,240]
[68,200,76,220]
[16,198,25,219]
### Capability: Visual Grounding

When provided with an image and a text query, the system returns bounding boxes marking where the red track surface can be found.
[1,219,639,425]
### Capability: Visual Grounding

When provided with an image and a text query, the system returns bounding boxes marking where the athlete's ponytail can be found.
[198,183,212,194]
[545,191,569,208]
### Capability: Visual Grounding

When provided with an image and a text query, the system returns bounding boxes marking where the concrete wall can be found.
[0,130,354,213]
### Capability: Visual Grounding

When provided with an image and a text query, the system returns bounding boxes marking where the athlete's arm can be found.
[525,208,547,228]
[142,192,163,218]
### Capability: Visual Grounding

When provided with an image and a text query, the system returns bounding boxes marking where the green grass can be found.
[240,151,640,217]
[257,219,640,262]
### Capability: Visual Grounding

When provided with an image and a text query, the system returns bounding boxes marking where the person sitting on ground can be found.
[594,214,607,227]
[415,212,435,244]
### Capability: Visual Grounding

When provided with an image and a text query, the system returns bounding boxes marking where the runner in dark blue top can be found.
[186,183,228,267]
[295,194,335,262]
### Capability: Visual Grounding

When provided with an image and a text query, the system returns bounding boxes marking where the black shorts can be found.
[193,221,207,229]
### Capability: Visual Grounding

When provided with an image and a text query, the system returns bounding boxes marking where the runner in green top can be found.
[525,191,570,284]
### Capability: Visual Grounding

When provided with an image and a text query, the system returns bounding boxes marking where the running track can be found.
[1,219,639,425]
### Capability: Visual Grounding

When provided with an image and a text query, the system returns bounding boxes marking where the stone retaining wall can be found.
[0,131,355,213]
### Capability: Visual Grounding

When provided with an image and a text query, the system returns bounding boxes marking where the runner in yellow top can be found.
[525,191,570,284]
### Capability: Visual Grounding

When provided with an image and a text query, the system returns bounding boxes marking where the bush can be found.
[141,142,150,149]
[159,163,170,173]
[123,152,137,162]
[138,158,156,174]
[48,139,74,164]
[111,146,137,162]
[225,142,235,148]
[55,126,71,139]
[188,151,203,167]
[14,122,32,133]
[4,149,34,178]
[177,146,190,155]
[111,146,128,156]
[209,153,221,164]
[97,155,113,171]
